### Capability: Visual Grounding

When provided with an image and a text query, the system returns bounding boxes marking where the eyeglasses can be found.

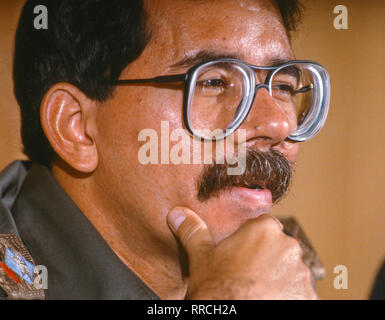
[114,58,330,142]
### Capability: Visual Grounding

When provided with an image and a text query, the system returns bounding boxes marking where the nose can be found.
[238,86,294,151]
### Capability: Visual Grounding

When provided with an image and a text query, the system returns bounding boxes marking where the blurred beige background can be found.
[1,0,384,299]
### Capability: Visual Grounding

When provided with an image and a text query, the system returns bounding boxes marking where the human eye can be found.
[196,78,233,96]
[197,78,228,88]
[272,82,296,97]
[272,66,300,99]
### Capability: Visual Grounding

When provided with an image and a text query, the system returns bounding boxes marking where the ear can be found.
[40,83,99,173]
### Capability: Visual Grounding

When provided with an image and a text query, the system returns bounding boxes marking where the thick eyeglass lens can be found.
[188,61,316,139]
[189,62,247,138]
[270,64,314,128]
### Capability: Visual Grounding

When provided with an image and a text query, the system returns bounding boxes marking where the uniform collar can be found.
[11,162,159,300]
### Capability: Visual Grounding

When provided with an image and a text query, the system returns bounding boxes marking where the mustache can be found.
[197,149,293,203]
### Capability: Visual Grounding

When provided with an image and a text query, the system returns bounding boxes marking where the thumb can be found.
[167,206,215,262]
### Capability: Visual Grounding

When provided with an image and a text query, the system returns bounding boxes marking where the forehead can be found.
[143,0,293,69]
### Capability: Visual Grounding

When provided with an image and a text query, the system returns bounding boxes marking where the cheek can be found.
[97,86,185,150]
[94,86,207,201]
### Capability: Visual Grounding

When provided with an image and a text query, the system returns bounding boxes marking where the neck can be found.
[51,161,188,300]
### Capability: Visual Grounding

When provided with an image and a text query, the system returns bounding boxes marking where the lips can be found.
[237,177,268,191]
[246,184,263,190]
[227,177,269,194]
[227,186,273,212]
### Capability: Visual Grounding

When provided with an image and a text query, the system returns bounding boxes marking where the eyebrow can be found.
[170,50,245,69]
[268,57,295,67]
[277,65,301,84]
[170,50,294,70]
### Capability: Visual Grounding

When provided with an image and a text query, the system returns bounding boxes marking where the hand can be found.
[167,206,318,300]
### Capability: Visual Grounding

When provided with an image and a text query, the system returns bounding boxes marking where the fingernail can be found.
[168,208,186,232]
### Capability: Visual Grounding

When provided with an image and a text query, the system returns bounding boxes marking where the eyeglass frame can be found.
[113,58,330,142]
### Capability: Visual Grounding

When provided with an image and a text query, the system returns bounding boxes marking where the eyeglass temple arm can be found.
[113,74,187,85]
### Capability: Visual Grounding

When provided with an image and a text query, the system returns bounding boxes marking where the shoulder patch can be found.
[0,234,45,300]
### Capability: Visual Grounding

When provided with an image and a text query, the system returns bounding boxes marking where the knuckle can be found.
[299,263,313,282]
[286,236,303,257]
[255,215,282,233]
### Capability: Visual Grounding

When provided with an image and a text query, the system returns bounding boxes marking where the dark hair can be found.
[13,0,303,167]
[275,0,304,34]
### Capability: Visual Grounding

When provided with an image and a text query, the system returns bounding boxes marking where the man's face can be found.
[93,0,299,247]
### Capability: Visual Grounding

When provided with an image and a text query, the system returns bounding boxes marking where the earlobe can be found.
[40,83,99,173]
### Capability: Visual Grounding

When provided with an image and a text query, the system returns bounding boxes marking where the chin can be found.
[201,187,274,243]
